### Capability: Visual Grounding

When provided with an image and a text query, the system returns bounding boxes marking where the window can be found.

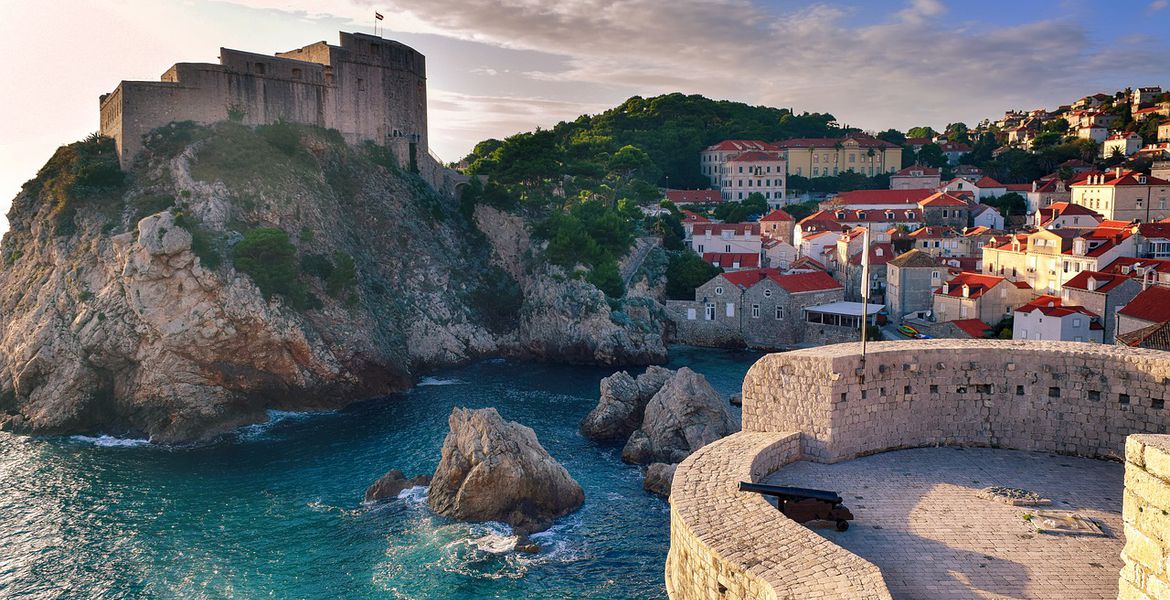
[291,68,303,80]
[724,245,732,253]
[1016,385,1025,396]
[715,286,724,295]
[726,303,735,317]
[751,304,760,318]
[1072,318,1081,328]
[763,289,772,298]
[254,62,267,75]
[687,308,696,320]
[357,77,366,91]
[1120,393,1130,405]
[775,306,784,319]
[1048,387,1061,398]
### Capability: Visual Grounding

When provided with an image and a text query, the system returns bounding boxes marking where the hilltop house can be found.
[932,272,1033,326]
[971,204,1005,229]
[1070,169,1170,223]
[700,140,777,187]
[719,150,788,207]
[938,141,972,165]
[1103,133,1143,158]
[1035,202,1103,230]
[776,133,902,178]
[1012,296,1103,343]
[665,189,723,207]
[918,192,972,227]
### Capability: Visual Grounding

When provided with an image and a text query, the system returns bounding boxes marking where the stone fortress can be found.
[99,31,464,194]
[667,340,1170,600]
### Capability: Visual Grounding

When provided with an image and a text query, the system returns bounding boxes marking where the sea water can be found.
[0,347,760,599]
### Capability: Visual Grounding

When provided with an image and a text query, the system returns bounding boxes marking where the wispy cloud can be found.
[1150,0,1169,14]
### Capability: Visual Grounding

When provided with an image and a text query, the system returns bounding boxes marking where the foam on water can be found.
[417,377,465,387]
[68,435,151,448]
[397,486,429,504]
[237,409,333,440]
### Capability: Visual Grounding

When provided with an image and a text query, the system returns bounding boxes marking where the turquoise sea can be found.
[0,347,760,599]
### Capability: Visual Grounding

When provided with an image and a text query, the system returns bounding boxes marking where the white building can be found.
[1013,296,1103,343]
[1103,132,1143,158]
[688,223,762,256]
[699,140,777,187]
[1076,125,1108,144]
[720,150,787,208]
[971,204,1004,230]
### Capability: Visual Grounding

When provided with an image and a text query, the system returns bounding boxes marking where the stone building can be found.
[1012,296,1103,343]
[1116,285,1170,338]
[758,209,794,246]
[719,151,787,207]
[917,192,971,227]
[1061,271,1143,343]
[98,32,459,193]
[1070,168,1170,223]
[888,165,940,190]
[886,249,943,323]
[776,133,902,178]
[665,269,844,349]
[932,272,1033,326]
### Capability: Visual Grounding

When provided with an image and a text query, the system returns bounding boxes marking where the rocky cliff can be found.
[0,124,666,442]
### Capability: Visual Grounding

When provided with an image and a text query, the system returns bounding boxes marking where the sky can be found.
[1,0,1169,233]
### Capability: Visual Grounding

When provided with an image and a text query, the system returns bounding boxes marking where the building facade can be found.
[1070,169,1170,223]
[776,133,902,178]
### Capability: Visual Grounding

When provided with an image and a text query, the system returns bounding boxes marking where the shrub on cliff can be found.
[173,212,222,270]
[232,227,312,309]
[25,135,125,236]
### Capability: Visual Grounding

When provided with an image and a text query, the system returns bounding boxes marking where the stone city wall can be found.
[742,340,1170,462]
[1120,434,1170,600]
[666,431,891,600]
[668,339,1170,600]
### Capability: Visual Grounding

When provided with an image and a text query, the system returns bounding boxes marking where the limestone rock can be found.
[643,462,677,498]
[427,407,584,534]
[621,367,739,465]
[364,469,432,503]
[580,365,673,441]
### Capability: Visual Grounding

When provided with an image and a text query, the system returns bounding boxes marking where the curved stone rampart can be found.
[743,340,1170,463]
[668,340,1170,599]
[666,432,891,600]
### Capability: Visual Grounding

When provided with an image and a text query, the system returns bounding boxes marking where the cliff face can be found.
[0,124,665,443]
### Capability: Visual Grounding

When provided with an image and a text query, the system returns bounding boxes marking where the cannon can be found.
[738,482,855,531]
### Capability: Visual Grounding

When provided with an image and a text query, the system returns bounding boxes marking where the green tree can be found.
[665,253,721,300]
[876,129,907,146]
[944,122,970,144]
[906,126,937,139]
[916,144,948,168]
[233,228,311,309]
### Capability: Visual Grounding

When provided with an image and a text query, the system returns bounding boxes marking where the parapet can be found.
[667,340,1170,599]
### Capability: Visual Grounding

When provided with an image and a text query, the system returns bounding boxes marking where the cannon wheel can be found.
[836,520,849,532]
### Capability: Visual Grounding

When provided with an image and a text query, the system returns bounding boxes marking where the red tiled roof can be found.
[936,272,1007,299]
[892,165,940,176]
[692,223,761,236]
[760,209,794,222]
[703,253,760,268]
[950,319,992,339]
[1117,321,1170,350]
[848,243,894,266]
[939,141,972,153]
[704,140,778,152]
[1015,295,1100,319]
[1138,222,1170,239]
[789,256,828,271]
[1118,285,1170,324]
[919,192,970,207]
[1104,257,1170,276]
[1063,271,1132,294]
[1004,183,1032,192]
[809,207,923,223]
[768,270,843,293]
[775,132,899,149]
[1071,169,1170,187]
[908,226,958,238]
[975,176,1005,187]
[827,188,935,207]
[681,210,711,223]
[667,189,722,204]
[727,150,783,162]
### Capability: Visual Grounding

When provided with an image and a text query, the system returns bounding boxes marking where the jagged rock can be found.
[580,365,673,441]
[427,407,584,535]
[643,462,677,498]
[514,535,541,554]
[364,469,431,502]
[621,367,739,465]
[729,393,743,407]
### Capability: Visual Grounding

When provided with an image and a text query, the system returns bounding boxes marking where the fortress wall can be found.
[669,340,1170,599]
[1120,434,1170,600]
[742,340,1170,462]
[666,431,891,600]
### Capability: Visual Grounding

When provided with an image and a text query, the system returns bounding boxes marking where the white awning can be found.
[804,301,886,317]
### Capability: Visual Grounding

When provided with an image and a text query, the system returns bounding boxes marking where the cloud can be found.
[1150,0,1169,13]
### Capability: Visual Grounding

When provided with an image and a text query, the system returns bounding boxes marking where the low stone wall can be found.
[1120,434,1170,600]
[742,340,1170,463]
[666,432,891,600]
[668,339,1170,600]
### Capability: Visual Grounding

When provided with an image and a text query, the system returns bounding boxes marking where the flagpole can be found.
[860,225,871,360]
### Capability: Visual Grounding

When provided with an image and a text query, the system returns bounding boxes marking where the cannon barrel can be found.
[738,482,843,505]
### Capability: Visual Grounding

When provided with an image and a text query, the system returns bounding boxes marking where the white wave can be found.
[397,486,429,504]
[470,531,518,554]
[417,376,465,387]
[237,409,331,439]
[69,435,151,448]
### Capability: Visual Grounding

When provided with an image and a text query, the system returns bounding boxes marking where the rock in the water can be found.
[580,365,673,441]
[643,462,677,498]
[621,367,738,465]
[364,469,432,502]
[514,535,541,554]
[428,407,584,534]
[729,393,742,407]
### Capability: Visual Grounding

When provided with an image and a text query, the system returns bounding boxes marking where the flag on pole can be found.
[375,11,384,20]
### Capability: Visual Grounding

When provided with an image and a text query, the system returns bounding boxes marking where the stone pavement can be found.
[766,447,1124,600]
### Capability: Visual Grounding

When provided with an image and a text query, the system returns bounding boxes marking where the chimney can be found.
[1115,167,1122,178]
[1087,277,1097,292]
